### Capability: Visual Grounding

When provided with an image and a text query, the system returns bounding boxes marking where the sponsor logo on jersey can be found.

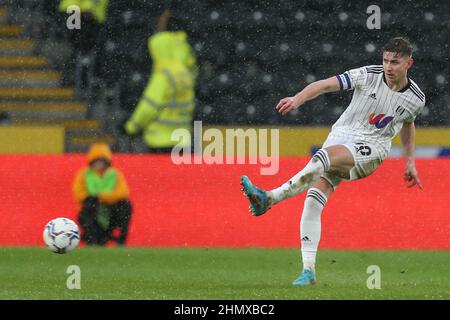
[368,93,377,99]
[368,113,394,128]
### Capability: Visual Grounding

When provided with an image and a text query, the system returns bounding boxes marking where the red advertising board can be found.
[0,155,448,249]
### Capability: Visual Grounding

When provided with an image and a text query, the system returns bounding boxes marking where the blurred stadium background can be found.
[0,0,449,153]
[0,0,449,299]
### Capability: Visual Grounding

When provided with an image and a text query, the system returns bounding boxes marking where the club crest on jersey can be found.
[395,105,406,116]
[368,113,394,128]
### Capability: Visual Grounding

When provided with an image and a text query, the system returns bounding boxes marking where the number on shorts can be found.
[355,143,372,156]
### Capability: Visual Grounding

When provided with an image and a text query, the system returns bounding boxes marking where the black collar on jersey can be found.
[382,72,411,93]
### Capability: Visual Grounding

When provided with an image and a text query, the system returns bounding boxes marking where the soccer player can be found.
[241,37,425,286]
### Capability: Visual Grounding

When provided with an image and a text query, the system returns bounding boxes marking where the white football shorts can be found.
[320,133,387,190]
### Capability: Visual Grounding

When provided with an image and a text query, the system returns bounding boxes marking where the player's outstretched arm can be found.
[400,121,423,189]
[276,76,340,115]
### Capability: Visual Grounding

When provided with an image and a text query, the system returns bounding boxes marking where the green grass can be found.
[0,247,449,299]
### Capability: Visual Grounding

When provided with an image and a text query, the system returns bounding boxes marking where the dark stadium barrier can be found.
[0,154,449,249]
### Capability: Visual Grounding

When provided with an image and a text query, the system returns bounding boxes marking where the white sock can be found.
[268,149,330,205]
[301,187,328,272]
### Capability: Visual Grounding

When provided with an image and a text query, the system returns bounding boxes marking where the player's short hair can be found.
[382,37,413,57]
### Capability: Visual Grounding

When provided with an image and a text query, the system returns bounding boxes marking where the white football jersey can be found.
[330,65,425,157]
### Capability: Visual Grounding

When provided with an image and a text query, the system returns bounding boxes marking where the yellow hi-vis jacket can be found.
[125,31,197,149]
[59,0,109,23]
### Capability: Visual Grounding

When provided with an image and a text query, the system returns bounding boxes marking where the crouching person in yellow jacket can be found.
[72,143,132,245]
[124,10,197,153]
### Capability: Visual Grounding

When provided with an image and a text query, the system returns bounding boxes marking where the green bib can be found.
[85,168,117,196]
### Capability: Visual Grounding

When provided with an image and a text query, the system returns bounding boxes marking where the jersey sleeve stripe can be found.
[410,83,425,98]
[344,72,352,89]
[336,75,344,90]
[409,86,425,101]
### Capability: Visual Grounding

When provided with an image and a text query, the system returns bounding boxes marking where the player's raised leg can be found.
[241,145,353,216]
[292,177,334,286]
[269,145,353,205]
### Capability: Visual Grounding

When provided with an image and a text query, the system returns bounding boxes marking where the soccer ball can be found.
[43,218,80,254]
